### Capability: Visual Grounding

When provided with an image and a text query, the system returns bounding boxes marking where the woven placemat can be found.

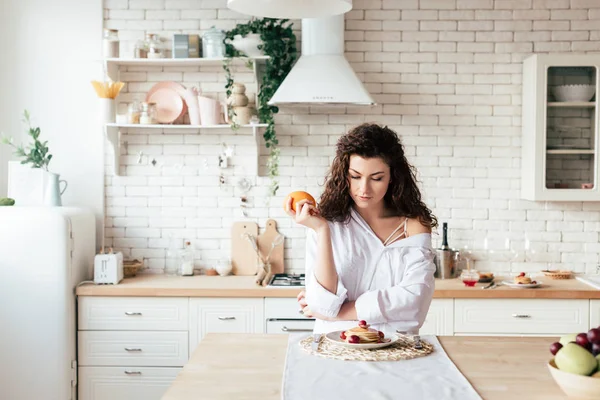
[299,335,434,362]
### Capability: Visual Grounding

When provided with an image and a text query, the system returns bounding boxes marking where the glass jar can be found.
[202,26,226,59]
[460,269,480,287]
[140,102,157,125]
[102,29,120,58]
[127,101,141,124]
[134,39,148,58]
[146,33,163,59]
[179,241,194,276]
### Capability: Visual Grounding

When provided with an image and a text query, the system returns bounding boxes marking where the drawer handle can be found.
[218,316,236,321]
[124,312,142,316]
[281,326,313,332]
[512,314,531,319]
[124,348,142,352]
[124,370,142,375]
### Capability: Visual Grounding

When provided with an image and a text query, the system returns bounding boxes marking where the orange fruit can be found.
[285,191,316,212]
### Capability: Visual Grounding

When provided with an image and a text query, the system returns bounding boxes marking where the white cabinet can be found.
[455,299,589,336]
[590,300,600,329]
[522,54,600,201]
[265,298,315,334]
[79,367,181,400]
[78,297,189,400]
[420,299,454,336]
[189,298,264,355]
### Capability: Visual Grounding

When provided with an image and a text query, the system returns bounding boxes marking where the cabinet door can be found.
[266,318,315,334]
[590,300,600,329]
[78,367,181,400]
[189,298,264,355]
[419,299,454,336]
[455,299,589,335]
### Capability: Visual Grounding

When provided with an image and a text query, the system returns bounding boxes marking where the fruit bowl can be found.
[548,359,600,399]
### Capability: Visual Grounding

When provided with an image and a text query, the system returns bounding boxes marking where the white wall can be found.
[102,0,600,275]
[0,0,104,247]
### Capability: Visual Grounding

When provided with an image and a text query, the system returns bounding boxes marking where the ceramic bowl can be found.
[552,84,596,102]
[548,359,600,399]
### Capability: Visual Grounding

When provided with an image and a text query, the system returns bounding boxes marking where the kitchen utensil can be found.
[147,88,184,124]
[94,248,123,285]
[482,281,495,290]
[198,96,229,125]
[325,331,398,350]
[257,219,285,275]
[311,333,321,352]
[146,81,188,120]
[434,223,458,279]
[413,335,423,350]
[231,221,259,275]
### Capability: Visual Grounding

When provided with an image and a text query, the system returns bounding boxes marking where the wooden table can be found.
[161,334,566,400]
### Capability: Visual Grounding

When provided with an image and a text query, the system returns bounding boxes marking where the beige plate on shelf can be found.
[324,331,399,350]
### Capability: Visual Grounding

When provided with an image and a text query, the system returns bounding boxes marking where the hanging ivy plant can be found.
[223,18,297,197]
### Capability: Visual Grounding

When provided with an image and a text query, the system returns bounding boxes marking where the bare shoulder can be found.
[406,217,432,236]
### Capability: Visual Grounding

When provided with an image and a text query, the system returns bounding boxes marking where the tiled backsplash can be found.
[103,0,600,275]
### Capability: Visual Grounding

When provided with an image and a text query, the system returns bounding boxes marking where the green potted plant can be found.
[1,110,66,206]
[223,18,297,197]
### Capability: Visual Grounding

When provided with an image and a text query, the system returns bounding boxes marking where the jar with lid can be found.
[202,26,226,59]
[133,40,148,58]
[179,241,194,276]
[102,29,120,58]
[140,102,157,125]
[146,33,163,59]
[127,101,141,124]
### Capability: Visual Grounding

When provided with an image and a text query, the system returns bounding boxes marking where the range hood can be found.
[268,15,376,106]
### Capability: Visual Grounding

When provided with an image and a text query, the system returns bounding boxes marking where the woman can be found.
[284,123,437,335]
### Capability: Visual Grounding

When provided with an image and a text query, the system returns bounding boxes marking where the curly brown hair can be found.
[318,123,437,228]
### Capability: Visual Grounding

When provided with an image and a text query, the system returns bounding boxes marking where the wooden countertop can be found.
[76,273,600,299]
[161,334,566,400]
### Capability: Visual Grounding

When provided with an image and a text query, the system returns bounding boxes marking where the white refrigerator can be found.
[0,207,96,400]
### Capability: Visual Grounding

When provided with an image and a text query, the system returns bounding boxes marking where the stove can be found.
[268,273,305,287]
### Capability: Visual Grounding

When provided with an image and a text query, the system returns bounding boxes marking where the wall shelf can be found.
[546,149,595,155]
[105,123,267,176]
[547,101,595,108]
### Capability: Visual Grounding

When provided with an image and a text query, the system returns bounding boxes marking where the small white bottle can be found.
[102,29,120,58]
[179,241,194,276]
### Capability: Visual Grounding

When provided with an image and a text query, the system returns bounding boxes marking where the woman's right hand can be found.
[284,196,327,232]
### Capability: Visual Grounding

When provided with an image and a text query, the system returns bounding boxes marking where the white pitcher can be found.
[42,171,68,207]
[198,96,229,126]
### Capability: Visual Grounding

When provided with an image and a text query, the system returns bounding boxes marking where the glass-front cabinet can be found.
[522,54,599,201]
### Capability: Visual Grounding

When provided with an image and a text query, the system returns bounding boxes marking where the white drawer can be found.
[189,298,264,355]
[78,366,181,400]
[79,297,188,331]
[78,331,188,367]
[455,299,589,335]
[265,297,304,319]
[420,299,454,336]
[266,318,315,334]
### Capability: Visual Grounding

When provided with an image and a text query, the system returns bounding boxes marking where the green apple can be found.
[556,343,598,376]
[559,333,578,346]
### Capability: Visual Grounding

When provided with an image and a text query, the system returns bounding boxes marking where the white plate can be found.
[324,330,399,350]
[501,280,543,289]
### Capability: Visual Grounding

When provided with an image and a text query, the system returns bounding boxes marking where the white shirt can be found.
[305,208,436,335]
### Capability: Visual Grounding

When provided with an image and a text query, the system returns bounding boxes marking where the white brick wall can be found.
[104,0,600,275]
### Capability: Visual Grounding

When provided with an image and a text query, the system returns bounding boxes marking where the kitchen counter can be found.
[160,333,566,400]
[76,273,600,299]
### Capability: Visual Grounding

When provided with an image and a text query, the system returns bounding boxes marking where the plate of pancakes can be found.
[324,320,400,350]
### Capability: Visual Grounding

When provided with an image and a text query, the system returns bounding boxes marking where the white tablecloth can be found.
[282,334,482,400]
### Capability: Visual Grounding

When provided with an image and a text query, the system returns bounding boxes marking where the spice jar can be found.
[127,101,141,124]
[133,40,148,58]
[140,102,157,125]
[146,34,163,59]
[102,29,120,58]
[202,26,226,59]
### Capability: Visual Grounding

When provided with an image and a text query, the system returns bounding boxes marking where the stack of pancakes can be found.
[514,275,532,284]
[344,326,381,343]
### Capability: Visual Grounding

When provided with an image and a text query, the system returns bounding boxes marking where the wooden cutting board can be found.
[257,219,285,275]
[231,221,259,276]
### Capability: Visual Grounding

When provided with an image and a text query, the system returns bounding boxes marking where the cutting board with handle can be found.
[231,221,259,276]
[257,219,285,275]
